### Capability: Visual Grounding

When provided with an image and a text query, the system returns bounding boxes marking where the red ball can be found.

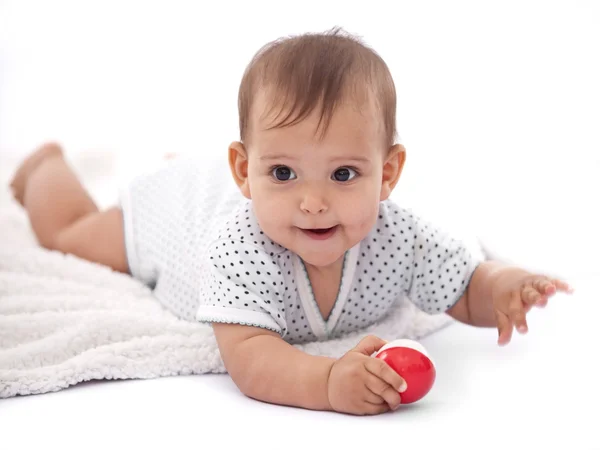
[374,339,436,404]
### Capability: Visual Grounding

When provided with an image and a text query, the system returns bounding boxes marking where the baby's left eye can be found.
[332,167,358,182]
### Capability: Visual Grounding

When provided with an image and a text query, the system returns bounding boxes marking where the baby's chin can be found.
[267,233,344,267]
[295,249,345,268]
[291,238,357,269]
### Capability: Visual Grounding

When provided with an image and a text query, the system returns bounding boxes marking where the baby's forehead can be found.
[249,87,385,144]
[249,122,385,165]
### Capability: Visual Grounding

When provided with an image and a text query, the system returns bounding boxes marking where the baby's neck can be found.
[302,255,345,279]
[303,256,345,321]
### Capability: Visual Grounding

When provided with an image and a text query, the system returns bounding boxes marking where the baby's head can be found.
[228,28,406,269]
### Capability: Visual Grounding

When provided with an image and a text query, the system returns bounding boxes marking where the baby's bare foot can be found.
[10,142,64,206]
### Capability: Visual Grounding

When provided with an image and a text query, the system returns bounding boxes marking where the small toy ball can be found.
[374,339,436,404]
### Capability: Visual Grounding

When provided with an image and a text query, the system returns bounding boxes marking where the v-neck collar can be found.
[293,243,360,340]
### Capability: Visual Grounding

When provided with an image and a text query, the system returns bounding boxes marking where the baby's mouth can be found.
[311,228,333,234]
[300,225,339,240]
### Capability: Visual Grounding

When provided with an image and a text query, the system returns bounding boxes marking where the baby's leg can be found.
[10,142,128,274]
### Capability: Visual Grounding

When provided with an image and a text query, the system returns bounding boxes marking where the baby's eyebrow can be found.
[259,155,371,164]
[259,154,297,162]
[330,156,371,164]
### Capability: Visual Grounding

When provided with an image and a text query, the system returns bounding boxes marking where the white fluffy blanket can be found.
[0,155,484,399]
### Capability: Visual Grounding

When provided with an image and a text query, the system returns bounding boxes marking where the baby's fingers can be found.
[495,309,513,346]
[529,276,574,307]
[508,289,528,334]
[522,285,545,308]
[533,277,557,297]
[533,276,574,296]
[362,388,388,406]
[363,401,391,416]
[550,277,575,294]
[365,357,407,393]
[365,373,402,410]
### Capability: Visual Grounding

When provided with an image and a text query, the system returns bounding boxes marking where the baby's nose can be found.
[300,190,328,214]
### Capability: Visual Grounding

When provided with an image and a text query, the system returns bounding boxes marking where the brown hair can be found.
[238,27,398,147]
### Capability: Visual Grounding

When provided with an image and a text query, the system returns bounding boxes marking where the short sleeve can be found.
[196,239,288,337]
[404,213,484,314]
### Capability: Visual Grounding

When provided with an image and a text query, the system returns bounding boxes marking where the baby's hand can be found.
[327,335,407,415]
[492,270,574,345]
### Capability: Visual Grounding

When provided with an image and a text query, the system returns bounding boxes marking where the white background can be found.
[1,1,599,449]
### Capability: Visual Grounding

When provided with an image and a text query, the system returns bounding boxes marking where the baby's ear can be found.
[380,144,406,201]
[228,141,251,199]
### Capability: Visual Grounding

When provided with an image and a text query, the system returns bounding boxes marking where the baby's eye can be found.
[332,167,358,182]
[272,165,297,181]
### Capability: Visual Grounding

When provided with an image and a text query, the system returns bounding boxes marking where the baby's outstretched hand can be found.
[327,335,407,415]
[492,270,574,345]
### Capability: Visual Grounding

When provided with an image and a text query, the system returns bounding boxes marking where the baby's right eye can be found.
[271,166,297,181]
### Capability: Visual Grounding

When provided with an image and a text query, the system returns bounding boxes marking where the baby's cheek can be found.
[252,200,289,239]
[343,200,378,235]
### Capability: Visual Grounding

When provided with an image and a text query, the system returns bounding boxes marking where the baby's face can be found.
[243,95,392,269]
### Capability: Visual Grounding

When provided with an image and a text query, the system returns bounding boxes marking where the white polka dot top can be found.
[120,156,483,345]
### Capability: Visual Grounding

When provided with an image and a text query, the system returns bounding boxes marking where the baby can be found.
[10,28,572,415]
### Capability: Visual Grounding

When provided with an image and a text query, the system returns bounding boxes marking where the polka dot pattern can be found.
[121,157,481,345]
[197,200,480,344]
[200,236,289,335]
[328,201,480,337]
[197,203,314,344]
[405,215,477,314]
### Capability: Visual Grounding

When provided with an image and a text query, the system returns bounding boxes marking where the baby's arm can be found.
[213,322,335,411]
[447,260,573,345]
[201,236,403,413]
[212,323,405,414]
[447,260,509,327]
